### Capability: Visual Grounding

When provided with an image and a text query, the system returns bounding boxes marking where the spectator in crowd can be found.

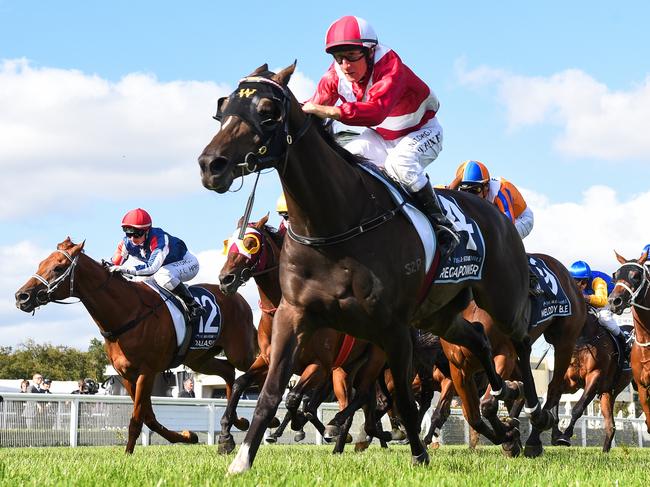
[20,379,30,393]
[42,379,52,394]
[71,379,85,394]
[178,378,195,398]
[72,378,99,394]
[28,373,44,393]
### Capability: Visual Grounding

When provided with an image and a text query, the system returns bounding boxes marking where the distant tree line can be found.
[0,338,109,381]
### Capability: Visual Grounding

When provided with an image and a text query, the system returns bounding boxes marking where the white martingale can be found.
[438,196,477,251]
[228,443,251,475]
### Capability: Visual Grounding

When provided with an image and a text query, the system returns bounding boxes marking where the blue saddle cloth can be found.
[528,255,572,328]
[187,286,222,350]
[434,194,486,283]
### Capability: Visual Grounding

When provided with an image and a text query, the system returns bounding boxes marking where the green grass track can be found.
[1,444,650,486]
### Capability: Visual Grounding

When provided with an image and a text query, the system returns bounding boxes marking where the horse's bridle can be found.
[214,76,312,174]
[30,249,79,305]
[224,226,280,289]
[612,261,650,312]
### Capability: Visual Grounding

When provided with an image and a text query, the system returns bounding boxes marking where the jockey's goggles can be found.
[123,227,146,238]
[333,51,365,64]
[459,183,485,195]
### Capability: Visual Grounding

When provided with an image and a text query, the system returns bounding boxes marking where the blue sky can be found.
[1,1,649,349]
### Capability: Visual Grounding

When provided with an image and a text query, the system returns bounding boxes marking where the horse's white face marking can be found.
[228,442,251,475]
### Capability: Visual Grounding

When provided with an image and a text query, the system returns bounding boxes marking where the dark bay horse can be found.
[609,250,650,434]
[438,253,585,457]
[198,63,551,473]
[15,238,257,453]
[552,307,632,451]
[218,215,387,454]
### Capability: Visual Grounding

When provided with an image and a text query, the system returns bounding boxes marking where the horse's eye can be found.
[213,96,229,121]
[53,265,66,274]
[257,99,281,124]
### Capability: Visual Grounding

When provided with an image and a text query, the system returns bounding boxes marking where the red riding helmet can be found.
[325,16,378,53]
[121,208,152,229]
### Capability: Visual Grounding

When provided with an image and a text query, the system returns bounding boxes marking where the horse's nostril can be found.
[220,274,235,286]
[209,156,229,174]
[16,292,30,304]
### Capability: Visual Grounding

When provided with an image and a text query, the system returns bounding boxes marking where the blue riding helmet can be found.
[643,244,650,256]
[569,260,592,280]
[457,160,490,186]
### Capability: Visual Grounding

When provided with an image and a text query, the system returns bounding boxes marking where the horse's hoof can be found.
[234,417,250,431]
[502,417,520,430]
[355,441,370,452]
[411,451,430,466]
[182,430,199,443]
[428,441,440,450]
[269,417,280,429]
[501,380,524,401]
[346,433,353,444]
[217,434,235,455]
[530,408,555,431]
[502,437,522,458]
[391,428,407,442]
[524,443,544,458]
[294,431,306,442]
[324,424,340,441]
[554,436,571,447]
[265,436,277,444]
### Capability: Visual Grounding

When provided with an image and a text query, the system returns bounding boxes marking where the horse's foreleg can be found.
[600,391,616,452]
[511,337,555,449]
[424,376,454,446]
[636,381,650,434]
[526,341,572,452]
[218,357,269,454]
[228,308,301,475]
[556,373,601,446]
[383,327,428,465]
[122,379,140,454]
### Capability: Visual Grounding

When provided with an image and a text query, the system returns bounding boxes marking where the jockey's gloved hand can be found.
[109,265,134,275]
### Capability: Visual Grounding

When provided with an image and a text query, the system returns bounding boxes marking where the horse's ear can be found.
[614,250,627,265]
[274,61,297,87]
[259,213,269,226]
[73,240,86,253]
[237,215,245,227]
[640,250,648,265]
[248,64,269,77]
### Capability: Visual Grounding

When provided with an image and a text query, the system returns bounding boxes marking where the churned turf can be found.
[1,444,649,486]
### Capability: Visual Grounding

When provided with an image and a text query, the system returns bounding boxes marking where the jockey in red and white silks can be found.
[303,15,459,258]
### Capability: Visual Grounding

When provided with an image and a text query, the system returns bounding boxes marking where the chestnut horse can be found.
[439,253,585,457]
[15,238,257,453]
[552,307,632,451]
[218,216,387,454]
[198,63,551,473]
[609,250,650,434]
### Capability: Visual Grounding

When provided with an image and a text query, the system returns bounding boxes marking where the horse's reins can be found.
[31,249,169,341]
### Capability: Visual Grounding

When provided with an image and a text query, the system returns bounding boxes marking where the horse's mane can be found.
[263,224,285,249]
[312,118,367,167]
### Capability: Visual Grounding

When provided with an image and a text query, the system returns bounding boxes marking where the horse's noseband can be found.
[612,262,650,311]
[30,249,79,305]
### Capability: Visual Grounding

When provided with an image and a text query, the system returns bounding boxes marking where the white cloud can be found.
[523,185,649,272]
[456,60,650,161]
[0,59,317,220]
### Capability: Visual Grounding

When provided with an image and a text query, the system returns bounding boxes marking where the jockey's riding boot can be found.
[615,333,631,370]
[412,183,461,260]
[172,283,205,321]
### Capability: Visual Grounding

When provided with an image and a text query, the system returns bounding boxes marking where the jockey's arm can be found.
[587,277,609,308]
[132,236,170,277]
[111,240,128,266]
[514,206,534,239]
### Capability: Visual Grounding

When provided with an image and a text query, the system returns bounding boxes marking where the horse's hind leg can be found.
[134,374,198,449]
[556,373,601,447]
[424,377,453,447]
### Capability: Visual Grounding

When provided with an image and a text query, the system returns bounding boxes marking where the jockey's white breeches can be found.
[344,117,443,192]
[154,251,200,290]
[597,308,621,336]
